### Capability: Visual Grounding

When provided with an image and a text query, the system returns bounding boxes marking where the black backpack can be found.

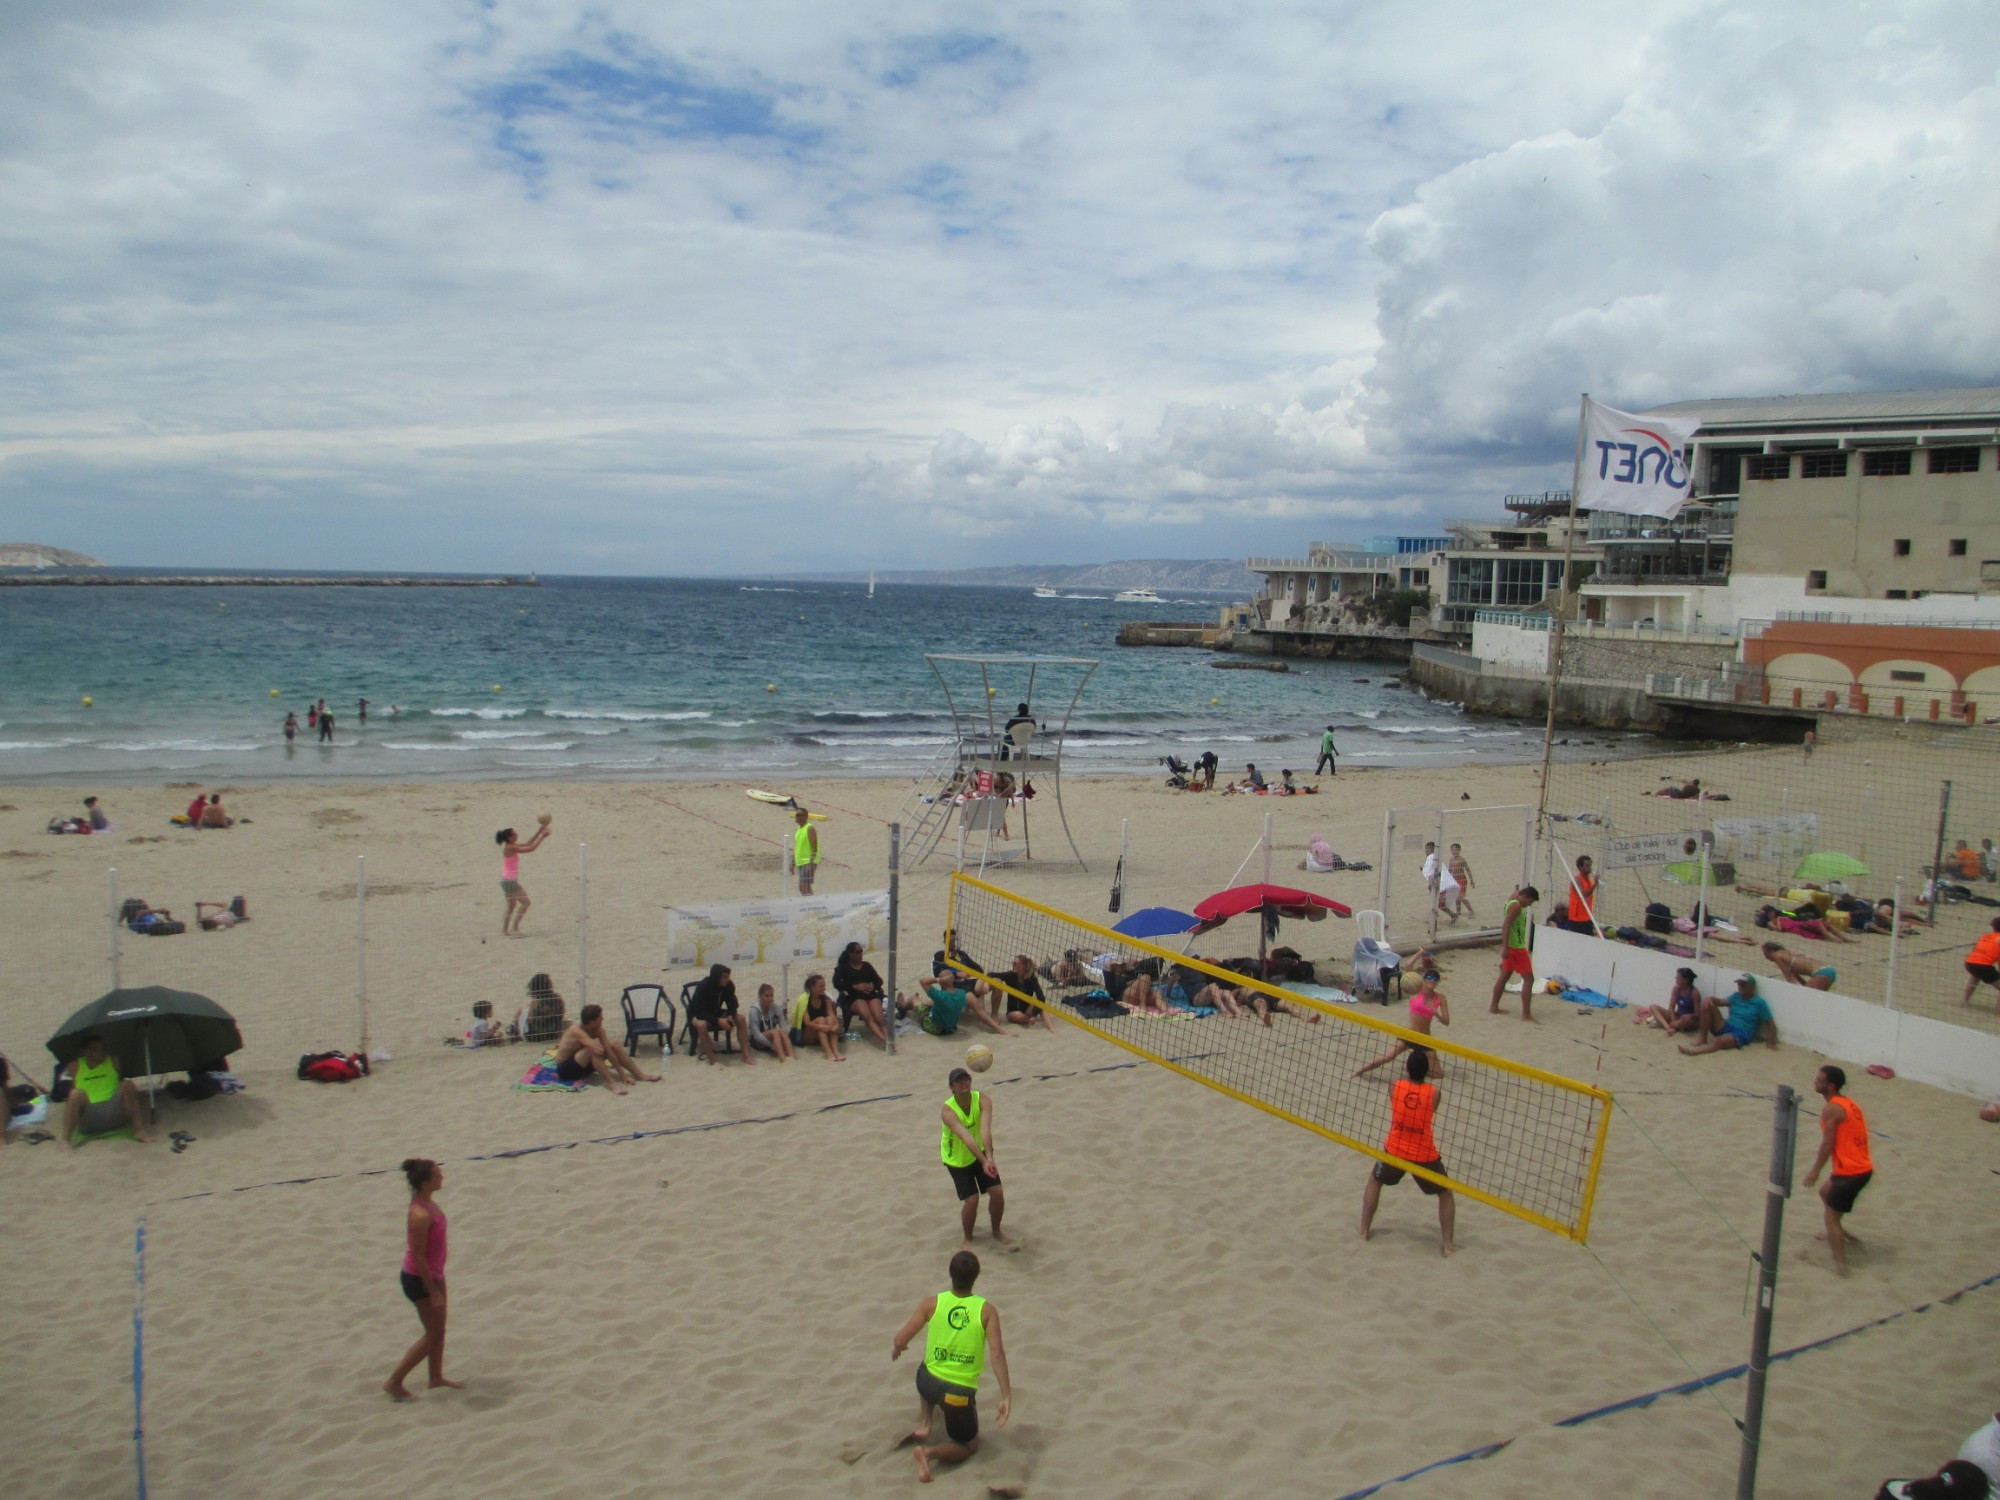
[1643,902,1675,934]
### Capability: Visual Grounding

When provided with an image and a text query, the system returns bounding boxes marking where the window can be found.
[1950,539,1968,557]
[1929,447,1980,474]
[1446,558,1493,605]
[1807,570,1828,592]
[1890,669,1925,683]
[1893,538,1911,557]
[1863,449,1913,476]
[1495,558,1547,606]
[1799,451,1847,479]
[1745,454,1790,481]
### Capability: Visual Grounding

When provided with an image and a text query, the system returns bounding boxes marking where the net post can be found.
[1884,875,1903,1011]
[577,843,589,1011]
[355,856,369,1055]
[1737,1084,1799,1500]
[1694,844,1711,967]
[886,822,901,1055]
[1377,808,1393,925]
[107,867,122,991]
[1926,780,1952,924]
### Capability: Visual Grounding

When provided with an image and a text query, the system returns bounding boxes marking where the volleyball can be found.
[964,1043,994,1073]
[536,812,552,826]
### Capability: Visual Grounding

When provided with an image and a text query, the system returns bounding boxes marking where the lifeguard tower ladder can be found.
[895,654,1098,872]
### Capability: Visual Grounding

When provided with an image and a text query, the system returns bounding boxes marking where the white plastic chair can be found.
[1354,909,1387,944]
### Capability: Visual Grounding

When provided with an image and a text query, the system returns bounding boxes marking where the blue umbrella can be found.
[1112,906,1201,939]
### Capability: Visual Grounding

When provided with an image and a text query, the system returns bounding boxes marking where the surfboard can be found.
[746,790,828,820]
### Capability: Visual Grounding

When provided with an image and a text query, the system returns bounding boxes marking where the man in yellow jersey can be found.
[1360,1048,1455,1257]
[891,1249,1013,1483]
[940,1067,1008,1245]
[60,1034,153,1147]
[1802,1064,1872,1273]
[792,807,819,895]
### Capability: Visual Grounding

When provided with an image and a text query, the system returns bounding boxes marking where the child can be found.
[469,1000,506,1047]
[747,984,795,1060]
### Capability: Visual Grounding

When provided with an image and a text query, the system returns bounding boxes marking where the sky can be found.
[2,0,1996,574]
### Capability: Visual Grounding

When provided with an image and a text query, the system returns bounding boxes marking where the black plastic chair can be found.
[620,984,676,1055]
[678,980,740,1054]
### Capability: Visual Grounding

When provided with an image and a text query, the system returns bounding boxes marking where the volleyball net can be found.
[945,874,1614,1242]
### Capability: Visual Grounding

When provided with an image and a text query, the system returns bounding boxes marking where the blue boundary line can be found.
[1334,1268,2000,1498]
[131,1214,148,1500]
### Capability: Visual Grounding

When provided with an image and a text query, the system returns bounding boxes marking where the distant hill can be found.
[0,543,103,568]
[798,558,1254,592]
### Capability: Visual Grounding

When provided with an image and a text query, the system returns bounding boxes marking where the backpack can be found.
[1643,902,1675,934]
[297,1051,366,1083]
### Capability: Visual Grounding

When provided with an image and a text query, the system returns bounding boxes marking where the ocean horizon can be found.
[0,570,1655,787]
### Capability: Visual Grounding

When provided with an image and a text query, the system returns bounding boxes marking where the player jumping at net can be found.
[940,1067,1009,1247]
[1490,885,1540,1021]
[890,1249,1013,1483]
[1801,1064,1873,1274]
[1360,1048,1455,1257]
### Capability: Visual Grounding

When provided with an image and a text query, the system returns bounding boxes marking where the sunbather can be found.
[1763,941,1837,990]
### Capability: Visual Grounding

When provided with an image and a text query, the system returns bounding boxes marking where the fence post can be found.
[1927,781,1952,925]
[886,823,901,1056]
[1884,875,1904,1012]
[108,867,122,990]
[356,856,369,1054]
[1737,1085,1799,1500]
[577,843,589,1012]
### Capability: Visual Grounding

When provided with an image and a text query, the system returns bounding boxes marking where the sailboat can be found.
[868,571,876,598]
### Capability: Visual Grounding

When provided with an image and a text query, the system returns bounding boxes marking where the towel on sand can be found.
[514,1057,589,1093]
[1285,983,1360,1005]
[1555,985,1625,1009]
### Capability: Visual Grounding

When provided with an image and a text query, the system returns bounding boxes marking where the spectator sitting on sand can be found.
[985,955,1055,1031]
[60,1035,155,1146]
[553,1003,659,1092]
[1679,975,1779,1055]
[185,791,208,824]
[747,984,795,1060]
[199,792,234,828]
[1636,967,1704,1033]
[84,795,110,832]
[1763,941,1837,990]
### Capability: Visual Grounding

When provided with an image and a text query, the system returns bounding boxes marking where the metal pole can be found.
[355,856,369,1055]
[108,867,122,990]
[1694,844,1711,967]
[1885,875,1904,1011]
[577,844,589,1011]
[1429,810,1445,944]
[886,823,901,1056]
[1261,811,1273,885]
[1737,1084,1799,1500]
[1534,394,1588,831]
[1927,780,1952,925]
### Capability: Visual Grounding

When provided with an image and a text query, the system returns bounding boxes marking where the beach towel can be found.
[1284,982,1361,1006]
[514,1060,589,1093]
[1553,986,1625,1009]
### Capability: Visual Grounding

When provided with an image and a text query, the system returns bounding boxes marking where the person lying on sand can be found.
[553,1004,660,1092]
[1763,941,1837,990]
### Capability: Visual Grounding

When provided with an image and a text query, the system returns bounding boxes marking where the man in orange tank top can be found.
[1961,917,2000,1008]
[1359,1049,1455,1257]
[1802,1065,1872,1273]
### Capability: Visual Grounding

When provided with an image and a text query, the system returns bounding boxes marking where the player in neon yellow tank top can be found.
[60,1034,154,1145]
[1489,884,1540,1022]
[939,1068,1008,1244]
[891,1250,1014,1483]
[792,807,819,894]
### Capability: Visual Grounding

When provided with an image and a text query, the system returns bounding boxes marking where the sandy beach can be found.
[4,749,1997,1499]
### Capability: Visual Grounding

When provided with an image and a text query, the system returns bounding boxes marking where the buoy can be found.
[270,688,281,697]
[1210,697,1219,705]
[766,683,776,693]
[492,684,503,693]
[82,695,94,707]
[987,687,997,696]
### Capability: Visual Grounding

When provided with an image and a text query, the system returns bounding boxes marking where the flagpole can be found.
[1535,394,1589,831]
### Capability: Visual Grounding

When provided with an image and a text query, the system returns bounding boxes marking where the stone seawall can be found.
[1407,644,1668,730]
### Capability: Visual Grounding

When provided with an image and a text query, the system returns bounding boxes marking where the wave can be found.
[382,740,579,752]
[97,738,265,752]
[544,709,710,722]
[454,729,558,741]
[0,739,67,750]
[810,709,928,722]
[738,586,797,593]
[429,707,528,720]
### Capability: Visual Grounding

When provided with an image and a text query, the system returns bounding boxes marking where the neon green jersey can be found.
[1506,904,1530,949]
[924,1292,987,1387]
[940,1090,981,1167]
[794,824,816,867]
[76,1055,121,1105]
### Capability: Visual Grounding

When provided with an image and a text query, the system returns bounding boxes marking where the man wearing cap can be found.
[60,1034,154,1146]
[1679,974,1779,1054]
[939,1067,1008,1245]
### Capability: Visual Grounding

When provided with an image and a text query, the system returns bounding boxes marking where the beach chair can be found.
[677,980,739,1054]
[956,797,1022,874]
[1354,909,1388,945]
[619,984,675,1055]
[1351,917,1402,1006]
[1006,720,1035,761]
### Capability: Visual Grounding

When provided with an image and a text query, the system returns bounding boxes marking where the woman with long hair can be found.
[383,1157,461,1401]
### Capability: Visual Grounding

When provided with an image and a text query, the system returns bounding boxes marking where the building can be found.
[1435,496,1595,633]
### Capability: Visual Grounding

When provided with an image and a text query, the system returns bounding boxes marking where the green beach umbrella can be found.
[46,985,243,1078]
[1662,860,1705,885]
[1792,851,1870,884]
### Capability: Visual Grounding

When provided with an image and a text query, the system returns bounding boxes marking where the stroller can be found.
[1162,754,1193,790]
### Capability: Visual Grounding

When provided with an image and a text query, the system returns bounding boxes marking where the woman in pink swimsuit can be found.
[383,1157,461,1401]
[1354,970,1450,1077]
[495,820,552,936]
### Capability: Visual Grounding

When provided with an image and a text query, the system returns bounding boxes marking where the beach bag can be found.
[1643,902,1675,934]
[229,895,248,919]
[297,1051,365,1083]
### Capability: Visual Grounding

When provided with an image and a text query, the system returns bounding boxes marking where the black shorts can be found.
[1826,1171,1872,1215]
[916,1365,979,1443]
[1967,962,2000,986]
[1372,1157,1448,1196]
[400,1270,430,1304]
[946,1159,1000,1201]
[555,1055,593,1082]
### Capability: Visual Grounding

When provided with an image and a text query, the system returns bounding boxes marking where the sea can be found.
[0,572,1650,786]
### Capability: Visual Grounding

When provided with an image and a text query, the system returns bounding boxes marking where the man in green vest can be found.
[61,1034,153,1147]
[1316,724,1338,776]
[891,1249,1013,1482]
[940,1067,1008,1245]
[792,807,819,895]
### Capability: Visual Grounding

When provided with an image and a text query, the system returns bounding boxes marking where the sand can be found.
[2,752,1997,1499]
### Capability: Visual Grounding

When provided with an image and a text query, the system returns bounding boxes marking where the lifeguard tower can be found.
[895,654,1098,871]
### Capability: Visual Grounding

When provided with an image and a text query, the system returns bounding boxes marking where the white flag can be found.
[1576,397,1701,519]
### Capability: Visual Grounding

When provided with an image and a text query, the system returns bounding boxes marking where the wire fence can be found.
[1540,632,2000,1036]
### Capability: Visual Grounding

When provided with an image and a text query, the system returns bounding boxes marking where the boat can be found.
[1113,586,1162,603]
[1032,584,1060,598]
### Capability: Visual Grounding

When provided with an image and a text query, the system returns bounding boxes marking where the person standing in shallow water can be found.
[383,1157,462,1400]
